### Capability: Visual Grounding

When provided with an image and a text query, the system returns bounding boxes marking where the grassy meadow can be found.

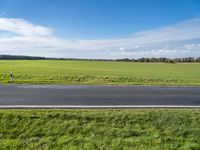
[0,60,200,86]
[0,109,200,149]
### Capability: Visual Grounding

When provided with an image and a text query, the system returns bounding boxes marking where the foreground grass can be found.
[0,110,200,149]
[0,60,200,86]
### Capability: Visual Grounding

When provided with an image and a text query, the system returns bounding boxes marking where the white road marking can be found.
[0,105,200,108]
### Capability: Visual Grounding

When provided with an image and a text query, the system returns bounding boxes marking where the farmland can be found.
[0,60,200,86]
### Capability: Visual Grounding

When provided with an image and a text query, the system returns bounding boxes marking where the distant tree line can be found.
[0,55,200,63]
[116,57,200,63]
[0,55,46,60]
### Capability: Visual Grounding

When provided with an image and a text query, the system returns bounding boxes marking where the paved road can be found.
[0,85,200,107]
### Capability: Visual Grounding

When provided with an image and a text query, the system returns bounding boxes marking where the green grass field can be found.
[0,60,200,85]
[0,109,200,149]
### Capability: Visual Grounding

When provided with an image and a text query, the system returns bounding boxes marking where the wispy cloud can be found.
[0,17,200,58]
[0,18,52,36]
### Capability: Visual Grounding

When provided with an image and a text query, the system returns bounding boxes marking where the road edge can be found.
[0,105,200,109]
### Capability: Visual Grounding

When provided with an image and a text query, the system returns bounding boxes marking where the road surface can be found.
[0,85,200,108]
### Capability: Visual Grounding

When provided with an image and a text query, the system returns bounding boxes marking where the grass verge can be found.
[0,109,200,149]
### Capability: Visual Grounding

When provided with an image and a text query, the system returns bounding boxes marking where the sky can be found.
[0,0,200,59]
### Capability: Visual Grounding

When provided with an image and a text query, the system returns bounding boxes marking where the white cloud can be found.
[0,18,52,36]
[0,17,200,58]
[184,44,200,51]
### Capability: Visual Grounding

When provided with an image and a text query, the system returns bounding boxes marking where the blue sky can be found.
[0,0,200,58]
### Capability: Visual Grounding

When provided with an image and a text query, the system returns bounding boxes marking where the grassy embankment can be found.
[0,109,200,149]
[0,60,200,86]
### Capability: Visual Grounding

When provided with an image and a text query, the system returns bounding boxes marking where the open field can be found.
[0,60,200,86]
[0,109,199,149]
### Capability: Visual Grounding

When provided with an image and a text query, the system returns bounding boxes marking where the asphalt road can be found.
[0,85,200,107]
